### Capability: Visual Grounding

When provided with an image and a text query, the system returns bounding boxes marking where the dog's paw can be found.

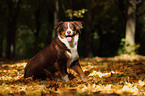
[62,75,69,82]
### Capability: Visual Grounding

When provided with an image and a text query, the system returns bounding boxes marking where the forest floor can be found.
[1,54,145,96]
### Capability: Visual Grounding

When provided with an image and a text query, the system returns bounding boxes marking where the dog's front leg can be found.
[71,59,85,79]
[57,62,69,82]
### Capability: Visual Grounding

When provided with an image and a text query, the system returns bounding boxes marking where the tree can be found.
[84,0,93,57]
[33,0,41,53]
[52,0,59,41]
[125,0,136,52]
[0,31,2,57]
[0,30,2,57]
[6,0,21,58]
[0,2,4,57]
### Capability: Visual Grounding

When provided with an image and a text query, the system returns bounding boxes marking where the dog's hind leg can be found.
[43,69,54,80]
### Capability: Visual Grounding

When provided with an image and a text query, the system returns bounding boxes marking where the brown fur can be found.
[24,21,85,81]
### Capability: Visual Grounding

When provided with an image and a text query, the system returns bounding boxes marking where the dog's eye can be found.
[64,25,68,30]
[70,25,74,29]
[65,25,67,28]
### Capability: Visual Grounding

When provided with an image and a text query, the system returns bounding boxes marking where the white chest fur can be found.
[66,47,79,67]
[58,35,79,67]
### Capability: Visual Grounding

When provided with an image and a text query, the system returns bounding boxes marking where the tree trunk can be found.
[6,0,21,58]
[125,0,136,51]
[84,0,93,57]
[47,13,52,45]
[52,0,59,41]
[0,3,3,57]
[33,8,41,53]
[0,31,2,57]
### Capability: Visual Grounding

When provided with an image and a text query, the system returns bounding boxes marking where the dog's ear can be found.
[73,21,83,33]
[54,21,63,32]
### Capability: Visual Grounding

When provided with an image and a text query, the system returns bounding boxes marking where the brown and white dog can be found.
[24,21,85,82]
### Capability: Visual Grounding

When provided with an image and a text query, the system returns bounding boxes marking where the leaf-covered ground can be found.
[1,54,145,96]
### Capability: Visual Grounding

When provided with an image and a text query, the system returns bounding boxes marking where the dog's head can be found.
[55,21,83,41]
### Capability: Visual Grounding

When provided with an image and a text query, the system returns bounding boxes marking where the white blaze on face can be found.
[66,22,73,41]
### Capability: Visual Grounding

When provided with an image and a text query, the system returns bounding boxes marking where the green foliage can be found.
[65,9,88,19]
[16,26,35,58]
[118,38,140,55]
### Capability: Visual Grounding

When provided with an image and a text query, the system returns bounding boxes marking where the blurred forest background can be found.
[0,0,144,58]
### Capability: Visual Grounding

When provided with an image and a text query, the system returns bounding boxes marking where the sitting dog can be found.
[24,21,85,82]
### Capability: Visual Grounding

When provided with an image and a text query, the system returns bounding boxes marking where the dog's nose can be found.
[67,31,71,34]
